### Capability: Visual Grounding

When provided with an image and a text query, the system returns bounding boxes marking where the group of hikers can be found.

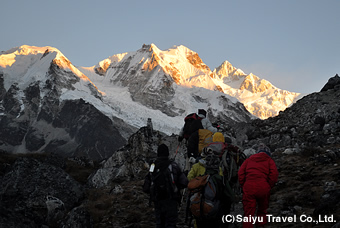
[143,109,279,228]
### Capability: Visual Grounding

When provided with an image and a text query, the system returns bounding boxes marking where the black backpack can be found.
[183,113,202,140]
[145,162,178,201]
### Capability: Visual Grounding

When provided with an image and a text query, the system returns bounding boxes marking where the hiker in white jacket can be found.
[197,109,218,133]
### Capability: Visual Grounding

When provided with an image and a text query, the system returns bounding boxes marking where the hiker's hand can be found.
[178,136,183,142]
[189,157,196,164]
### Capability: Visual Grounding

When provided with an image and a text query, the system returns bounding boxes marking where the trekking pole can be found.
[173,142,182,160]
[185,192,193,227]
[178,188,186,213]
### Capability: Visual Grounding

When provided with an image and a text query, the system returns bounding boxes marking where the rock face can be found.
[89,122,186,188]
[51,99,126,160]
[0,156,86,227]
[0,77,126,161]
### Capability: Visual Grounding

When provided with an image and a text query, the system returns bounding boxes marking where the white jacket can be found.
[198,114,217,133]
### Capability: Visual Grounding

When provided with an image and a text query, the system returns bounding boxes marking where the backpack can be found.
[198,129,213,155]
[221,145,245,182]
[202,142,226,158]
[203,143,246,182]
[187,174,221,219]
[183,113,202,140]
[149,163,178,201]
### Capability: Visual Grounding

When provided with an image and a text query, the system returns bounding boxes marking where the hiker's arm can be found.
[187,165,197,181]
[202,118,217,133]
[187,132,199,158]
[173,162,188,188]
[178,172,189,189]
[238,160,247,187]
[142,173,151,193]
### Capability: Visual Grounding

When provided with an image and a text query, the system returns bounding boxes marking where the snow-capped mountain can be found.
[0,45,253,160]
[212,61,303,118]
[80,44,302,120]
[0,45,128,160]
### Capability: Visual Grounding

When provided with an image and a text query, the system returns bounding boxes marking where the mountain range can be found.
[80,43,303,119]
[1,44,302,160]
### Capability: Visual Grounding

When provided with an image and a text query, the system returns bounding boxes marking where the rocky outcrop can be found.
[89,121,186,188]
[243,77,340,151]
[186,52,211,72]
[0,157,86,227]
[321,74,340,92]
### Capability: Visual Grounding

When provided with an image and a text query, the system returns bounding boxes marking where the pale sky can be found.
[1,0,339,94]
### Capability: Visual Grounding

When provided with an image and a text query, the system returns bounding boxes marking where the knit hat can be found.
[201,147,213,158]
[157,144,169,157]
[205,154,220,170]
[198,109,207,117]
[257,143,271,157]
[213,132,225,143]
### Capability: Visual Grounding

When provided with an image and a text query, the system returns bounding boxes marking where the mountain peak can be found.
[77,44,301,119]
[141,43,160,53]
[239,73,274,93]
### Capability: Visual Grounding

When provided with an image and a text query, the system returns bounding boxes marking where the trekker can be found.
[187,149,223,181]
[144,144,188,228]
[187,132,225,180]
[197,109,218,133]
[207,133,244,187]
[238,143,279,228]
[188,153,235,228]
[187,119,206,159]
[178,109,218,143]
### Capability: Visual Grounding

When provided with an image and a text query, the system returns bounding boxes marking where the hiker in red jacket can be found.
[238,144,278,228]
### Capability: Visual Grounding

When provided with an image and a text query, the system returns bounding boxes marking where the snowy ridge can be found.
[81,44,302,119]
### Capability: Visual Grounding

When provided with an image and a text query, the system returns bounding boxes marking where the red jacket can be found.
[238,152,278,189]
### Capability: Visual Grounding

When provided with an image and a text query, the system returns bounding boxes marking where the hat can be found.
[198,109,207,117]
[213,132,225,143]
[157,144,169,157]
[205,154,220,170]
[201,147,214,158]
[257,143,271,157]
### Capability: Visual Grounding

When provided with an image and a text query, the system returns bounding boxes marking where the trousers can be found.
[242,182,270,228]
[154,199,178,228]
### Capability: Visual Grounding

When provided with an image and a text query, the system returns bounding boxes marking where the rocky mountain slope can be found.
[0,75,339,227]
